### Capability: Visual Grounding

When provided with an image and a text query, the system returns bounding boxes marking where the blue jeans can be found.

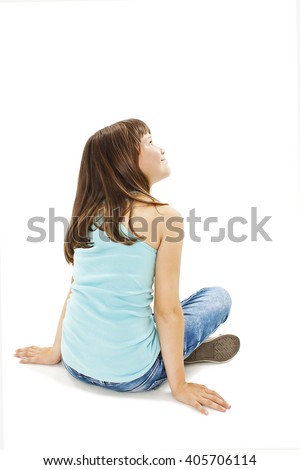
[62,286,232,392]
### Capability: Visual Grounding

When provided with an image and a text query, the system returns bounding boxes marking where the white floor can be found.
[3,259,300,455]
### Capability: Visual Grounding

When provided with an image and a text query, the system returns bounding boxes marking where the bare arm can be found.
[154,207,231,414]
[153,211,186,393]
[14,276,74,365]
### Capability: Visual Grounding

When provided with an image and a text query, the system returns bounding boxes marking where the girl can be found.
[15,118,240,415]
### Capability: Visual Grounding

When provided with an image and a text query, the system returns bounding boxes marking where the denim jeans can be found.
[62,286,232,392]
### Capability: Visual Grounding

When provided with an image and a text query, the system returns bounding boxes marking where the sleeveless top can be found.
[61,215,161,382]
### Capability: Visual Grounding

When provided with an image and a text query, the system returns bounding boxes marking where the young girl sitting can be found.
[15,118,240,415]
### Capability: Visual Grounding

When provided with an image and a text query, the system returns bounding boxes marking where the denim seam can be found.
[125,356,162,392]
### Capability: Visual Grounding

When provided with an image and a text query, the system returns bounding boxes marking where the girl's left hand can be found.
[14,346,61,365]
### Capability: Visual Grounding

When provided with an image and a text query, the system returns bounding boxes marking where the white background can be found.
[0,0,300,468]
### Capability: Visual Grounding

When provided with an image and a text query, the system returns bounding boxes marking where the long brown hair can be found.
[64,118,169,265]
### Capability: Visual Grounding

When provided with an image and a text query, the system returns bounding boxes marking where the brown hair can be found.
[64,118,169,265]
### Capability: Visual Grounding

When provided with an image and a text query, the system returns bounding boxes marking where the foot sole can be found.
[184,334,240,364]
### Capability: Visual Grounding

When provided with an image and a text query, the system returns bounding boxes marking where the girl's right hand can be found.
[172,382,231,415]
[14,346,61,365]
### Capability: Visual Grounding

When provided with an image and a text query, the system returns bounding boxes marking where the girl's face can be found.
[139,133,171,186]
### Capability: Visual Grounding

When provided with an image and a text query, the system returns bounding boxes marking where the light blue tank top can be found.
[61,216,161,382]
